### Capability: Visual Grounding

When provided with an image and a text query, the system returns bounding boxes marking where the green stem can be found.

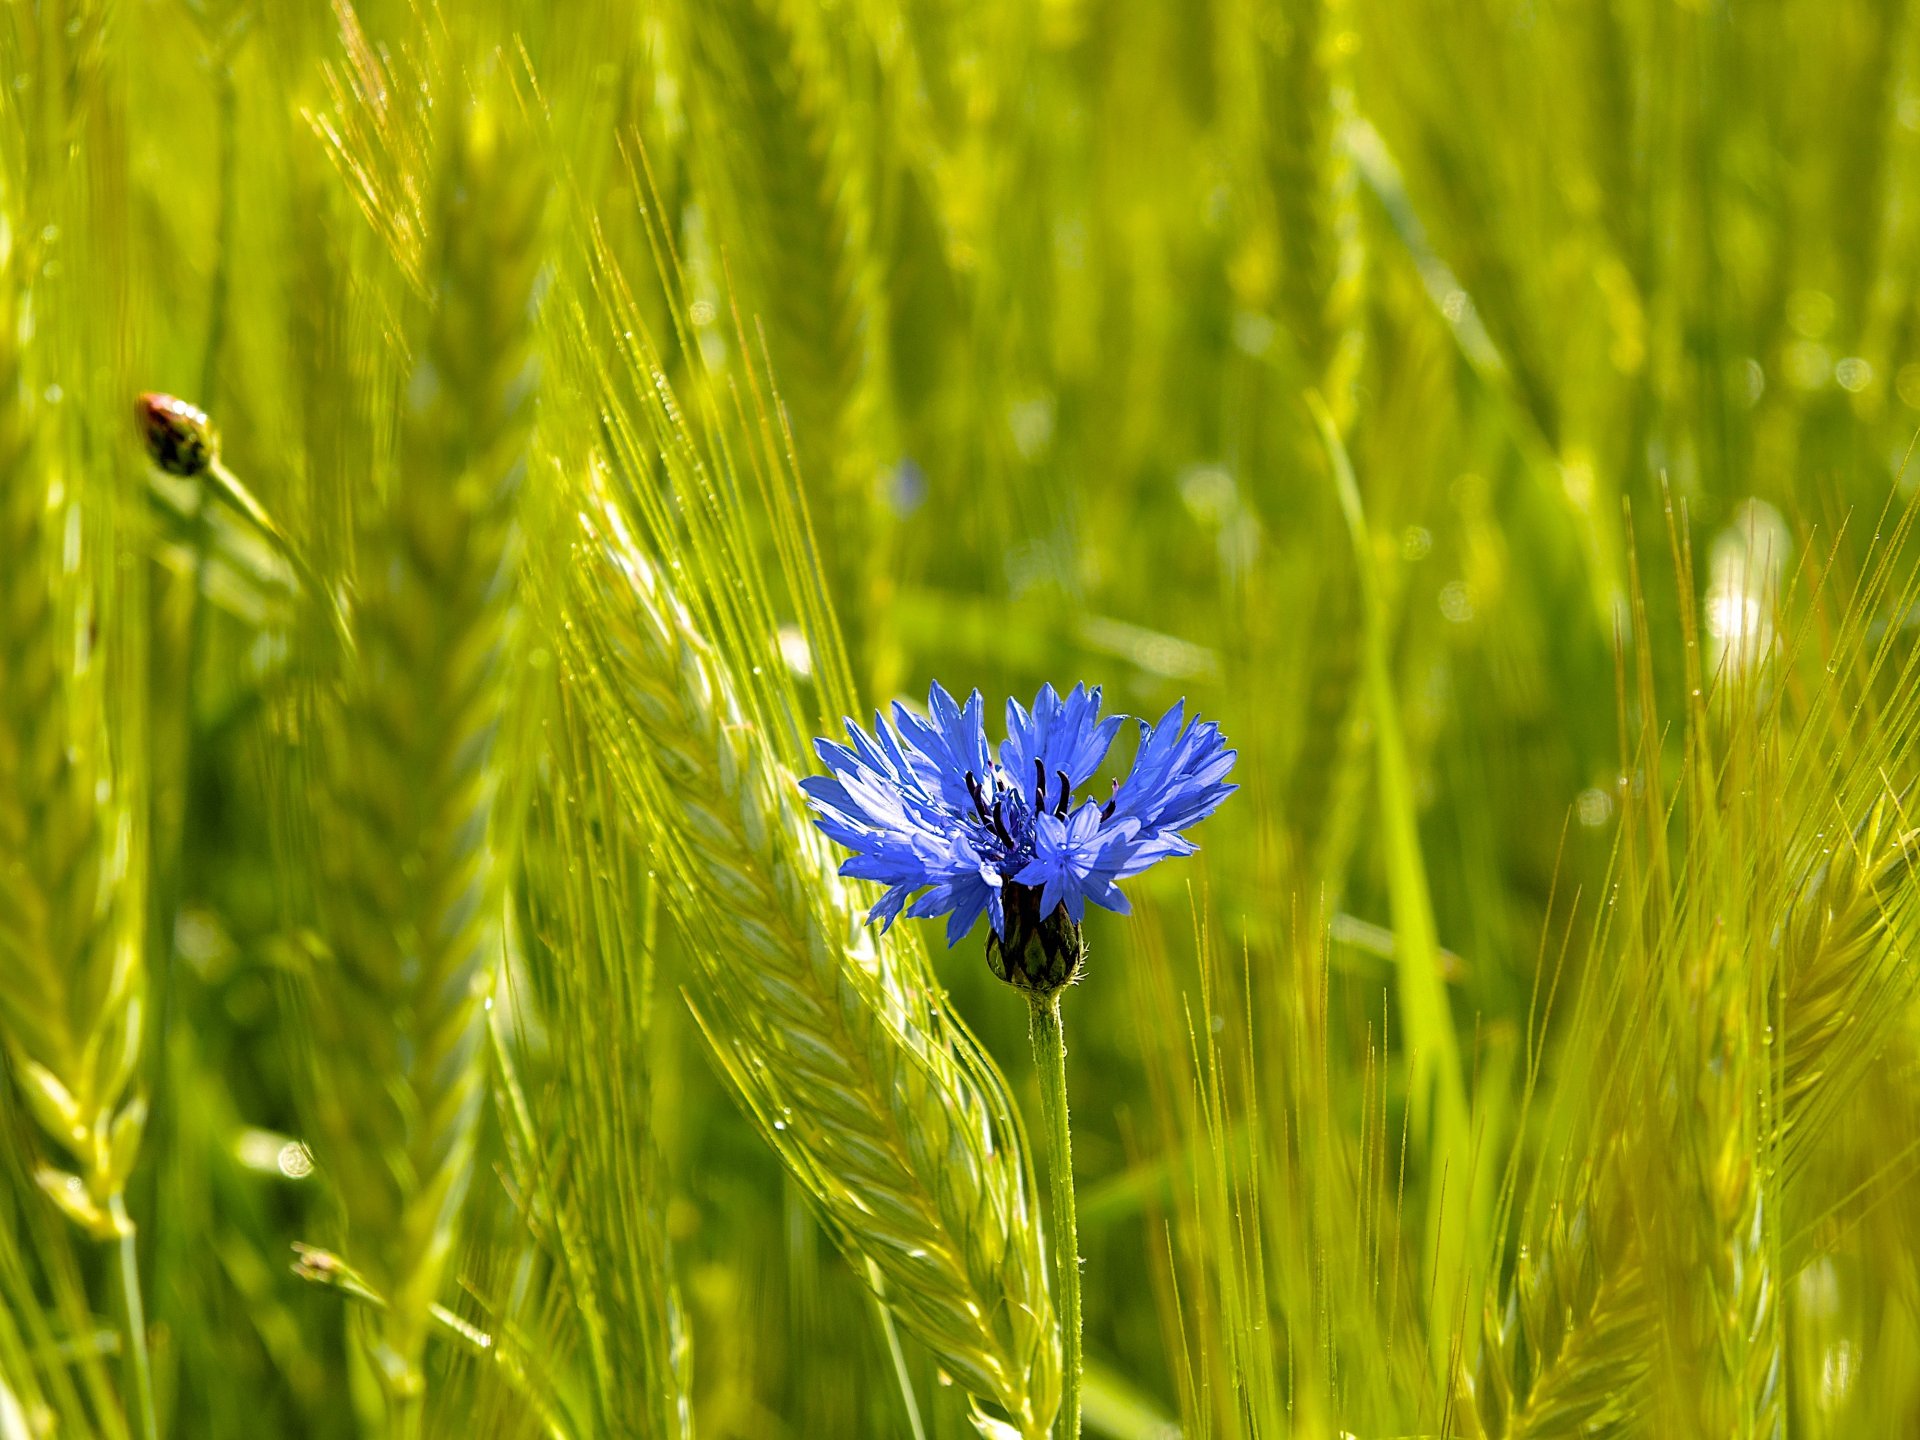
[109,1197,157,1440]
[1028,990,1081,1439]
[867,1265,929,1440]
[199,49,238,408]
[377,1348,424,1440]
[139,23,238,1279]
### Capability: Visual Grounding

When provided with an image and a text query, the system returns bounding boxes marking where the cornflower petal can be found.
[893,683,992,811]
[868,884,914,928]
[1001,683,1125,795]
[1110,700,1238,840]
[803,682,1234,951]
[1011,802,1138,924]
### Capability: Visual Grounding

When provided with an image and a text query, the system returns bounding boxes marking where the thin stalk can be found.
[148,38,239,1247]
[141,44,239,1278]
[198,47,239,409]
[867,1266,928,1440]
[140,451,212,1261]
[1028,991,1081,1439]
[202,454,353,657]
[389,1389,422,1440]
[107,1198,156,1440]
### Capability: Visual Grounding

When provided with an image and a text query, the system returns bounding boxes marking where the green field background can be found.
[6,0,1920,1435]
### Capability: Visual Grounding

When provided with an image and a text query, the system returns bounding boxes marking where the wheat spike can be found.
[1779,796,1920,1169]
[302,55,545,1419]
[1656,916,1782,1440]
[1462,794,1920,1440]
[0,20,147,1251]
[1461,1160,1652,1440]
[671,0,897,673]
[551,483,1061,1437]
[512,698,694,1440]
[0,237,147,1247]
[1220,0,1371,884]
[1261,0,1366,413]
[0,12,157,1432]
[1461,598,1920,1440]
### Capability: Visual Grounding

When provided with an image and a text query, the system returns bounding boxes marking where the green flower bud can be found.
[985,884,1086,994]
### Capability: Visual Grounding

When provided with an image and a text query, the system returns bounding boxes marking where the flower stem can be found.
[109,1197,157,1440]
[1027,990,1081,1439]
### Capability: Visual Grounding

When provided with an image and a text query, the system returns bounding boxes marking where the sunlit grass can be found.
[4,0,1920,1435]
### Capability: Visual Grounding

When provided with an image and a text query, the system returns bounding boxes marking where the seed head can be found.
[138,391,219,477]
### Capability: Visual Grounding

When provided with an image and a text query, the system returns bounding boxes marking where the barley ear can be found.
[510,696,694,1440]
[671,0,898,667]
[301,68,545,1419]
[0,13,156,1434]
[0,205,147,1252]
[553,487,1062,1437]
[0,0,151,1242]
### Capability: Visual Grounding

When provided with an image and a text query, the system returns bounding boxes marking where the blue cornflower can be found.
[802,682,1236,990]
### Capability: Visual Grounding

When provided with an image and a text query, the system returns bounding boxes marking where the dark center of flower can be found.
[1029,759,1074,819]
[965,770,1015,846]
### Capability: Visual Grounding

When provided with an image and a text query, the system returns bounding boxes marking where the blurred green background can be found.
[10,0,1920,1434]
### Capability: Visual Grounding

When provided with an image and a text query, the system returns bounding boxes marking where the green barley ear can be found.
[508,694,693,1440]
[1463,1161,1652,1438]
[547,162,1055,1429]
[0,0,147,1252]
[1222,0,1366,417]
[550,480,1061,1437]
[0,173,148,1254]
[668,0,897,672]
[1779,796,1920,1171]
[1462,515,1920,1439]
[0,8,156,1431]
[299,21,547,1422]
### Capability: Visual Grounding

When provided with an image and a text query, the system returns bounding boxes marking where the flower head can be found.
[802,682,1235,990]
